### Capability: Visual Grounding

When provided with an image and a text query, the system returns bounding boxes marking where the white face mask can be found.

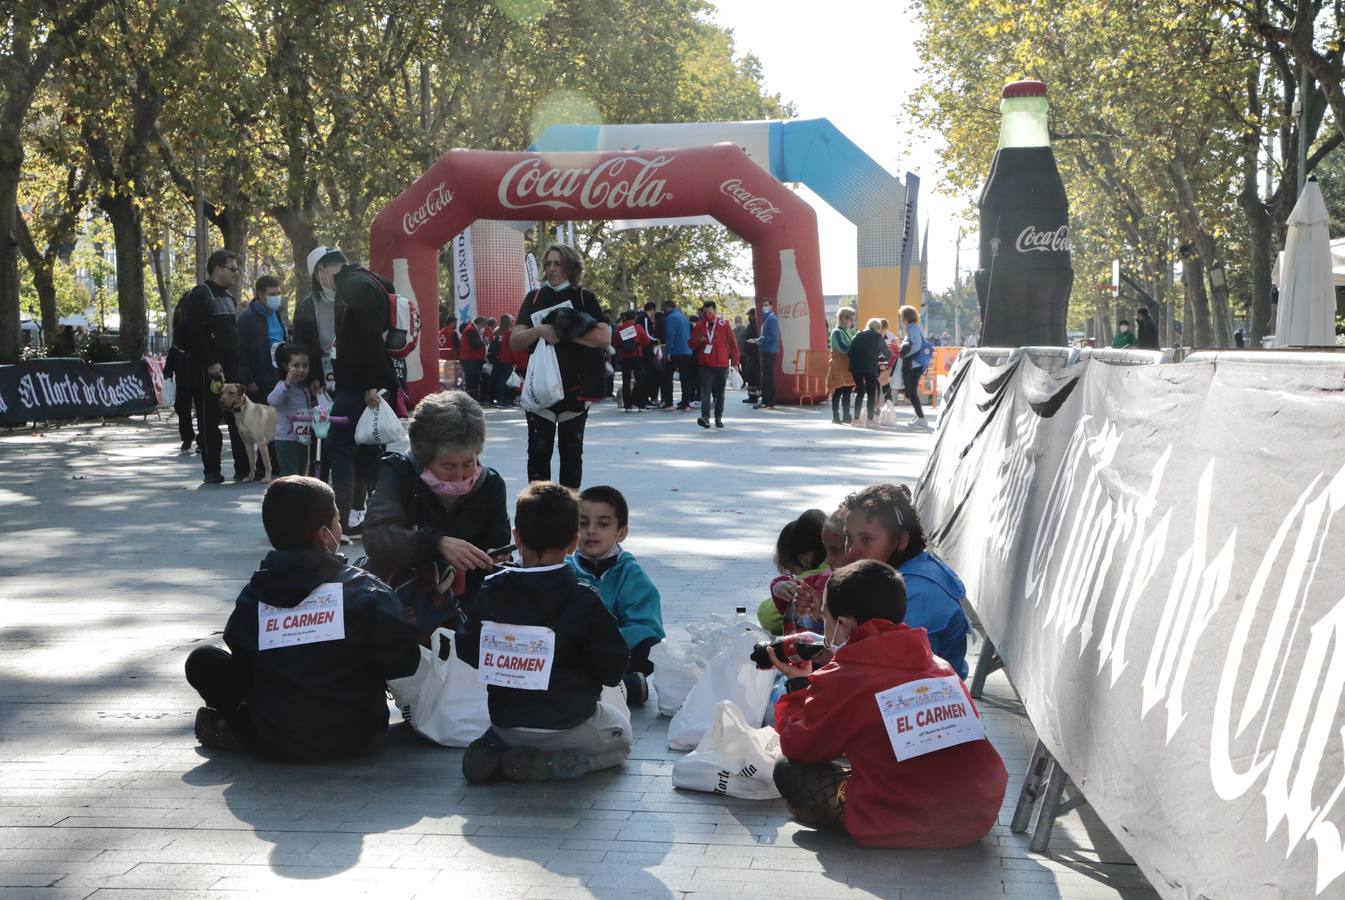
[549,281,570,292]
[265,296,283,312]
[1119,325,1130,333]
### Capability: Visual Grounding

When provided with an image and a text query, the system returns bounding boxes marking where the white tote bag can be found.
[667,632,776,750]
[650,639,708,717]
[355,395,408,446]
[161,378,176,406]
[520,340,565,411]
[671,700,783,800]
[407,628,491,747]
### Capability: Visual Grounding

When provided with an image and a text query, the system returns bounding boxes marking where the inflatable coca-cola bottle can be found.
[974,80,1073,347]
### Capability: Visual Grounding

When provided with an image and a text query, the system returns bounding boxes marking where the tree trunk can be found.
[1169,158,1233,347]
[1182,255,1213,347]
[270,205,318,299]
[0,169,21,362]
[98,192,147,361]
[14,212,59,340]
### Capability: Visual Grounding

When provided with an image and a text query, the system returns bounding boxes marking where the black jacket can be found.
[236,299,283,398]
[222,550,421,761]
[457,565,628,730]
[517,285,608,412]
[363,452,511,602]
[848,329,890,376]
[181,280,238,376]
[162,345,199,389]
[1136,315,1160,350]
[334,265,399,394]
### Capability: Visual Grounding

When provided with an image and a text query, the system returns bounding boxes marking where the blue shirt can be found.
[267,307,285,345]
[664,309,691,357]
[899,550,972,680]
[758,311,781,353]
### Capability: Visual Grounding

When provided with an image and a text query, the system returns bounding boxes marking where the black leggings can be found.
[853,373,878,420]
[526,409,589,488]
[830,387,852,419]
[902,364,926,419]
[774,757,849,831]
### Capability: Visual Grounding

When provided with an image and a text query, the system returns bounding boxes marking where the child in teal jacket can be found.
[566,485,665,704]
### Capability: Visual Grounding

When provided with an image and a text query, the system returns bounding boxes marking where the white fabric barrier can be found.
[918,347,1345,899]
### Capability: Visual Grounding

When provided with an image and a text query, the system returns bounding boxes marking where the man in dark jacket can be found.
[458,482,629,784]
[180,250,244,484]
[638,301,663,407]
[185,476,420,760]
[162,344,199,452]
[1135,306,1160,350]
[236,275,286,401]
[329,262,400,534]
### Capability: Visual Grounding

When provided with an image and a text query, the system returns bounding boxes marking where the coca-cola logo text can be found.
[498,155,673,212]
[720,178,780,223]
[1015,225,1070,253]
[403,182,453,235]
[775,300,807,319]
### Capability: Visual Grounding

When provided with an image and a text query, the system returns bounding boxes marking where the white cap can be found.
[306,246,346,277]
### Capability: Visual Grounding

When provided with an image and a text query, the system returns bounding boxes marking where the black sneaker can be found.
[742,396,758,403]
[462,729,511,784]
[500,747,588,782]
[697,417,710,429]
[179,441,192,451]
[623,671,649,706]
[832,415,842,425]
[194,707,247,752]
[202,473,225,485]
[714,418,724,428]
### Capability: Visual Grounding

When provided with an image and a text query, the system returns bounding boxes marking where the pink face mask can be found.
[420,464,481,499]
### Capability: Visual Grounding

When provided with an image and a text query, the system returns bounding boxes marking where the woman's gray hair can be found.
[408,390,485,466]
[865,317,883,332]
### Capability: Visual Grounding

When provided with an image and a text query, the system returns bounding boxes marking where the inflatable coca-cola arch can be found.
[369,144,824,403]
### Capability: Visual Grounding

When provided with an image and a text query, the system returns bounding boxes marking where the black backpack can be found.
[170,288,194,350]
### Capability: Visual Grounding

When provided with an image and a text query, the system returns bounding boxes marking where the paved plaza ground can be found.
[0,393,1161,899]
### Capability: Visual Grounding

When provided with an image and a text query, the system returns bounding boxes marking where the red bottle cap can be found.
[1001,80,1048,99]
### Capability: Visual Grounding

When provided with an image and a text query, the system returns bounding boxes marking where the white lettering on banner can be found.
[1210,463,1345,894]
[1015,224,1070,253]
[478,622,555,690]
[876,675,984,761]
[498,155,673,212]
[719,178,781,223]
[403,181,453,235]
[258,582,345,650]
[1140,462,1235,742]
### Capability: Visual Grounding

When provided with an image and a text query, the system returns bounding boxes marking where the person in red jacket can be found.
[688,300,739,429]
[615,310,652,411]
[438,314,460,361]
[489,314,517,406]
[459,317,487,399]
[767,559,1007,848]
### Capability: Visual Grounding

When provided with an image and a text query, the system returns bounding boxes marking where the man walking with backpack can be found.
[178,250,244,485]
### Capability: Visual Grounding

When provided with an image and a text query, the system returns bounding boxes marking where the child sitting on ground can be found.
[458,482,630,784]
[841,483,972,678]
[185,476,421,760]
[266,344,315,477]
[566,485,665,705]
[759,508,847,635]
[768,559,1007,847]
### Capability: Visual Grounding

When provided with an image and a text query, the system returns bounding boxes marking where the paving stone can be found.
[0,409,1159,899]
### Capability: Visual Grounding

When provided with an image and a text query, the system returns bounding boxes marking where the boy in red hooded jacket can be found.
[767,559,1007,848]
[688,299,739,429]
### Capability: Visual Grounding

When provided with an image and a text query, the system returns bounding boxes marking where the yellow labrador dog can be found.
[219,384,278,482]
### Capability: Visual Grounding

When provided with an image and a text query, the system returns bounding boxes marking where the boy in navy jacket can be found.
[458,482,630,783]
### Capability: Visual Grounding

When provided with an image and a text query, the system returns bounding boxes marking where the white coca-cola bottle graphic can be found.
[775,248,811,374]
[392,258,424,384]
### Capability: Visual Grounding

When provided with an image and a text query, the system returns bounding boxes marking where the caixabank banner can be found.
[917,349,1345,900]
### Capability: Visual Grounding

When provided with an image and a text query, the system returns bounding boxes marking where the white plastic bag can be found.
[650,639,707,717]
[355,395,408,446]
[161,378,176,406]
[728,367,744,391]
[406,628,491,747]
[878,401,898,428]
[671,700,783,799]
[387,651,431,721]
[520,340,565,411]
[668,632,776,750]
[506,370,523,389]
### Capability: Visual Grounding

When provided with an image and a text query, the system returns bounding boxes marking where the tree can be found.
[0,0,111,361]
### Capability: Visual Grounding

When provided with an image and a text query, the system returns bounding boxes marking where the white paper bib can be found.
[478,622,556,690]
[258,582,345,651]
[875,675,984,761]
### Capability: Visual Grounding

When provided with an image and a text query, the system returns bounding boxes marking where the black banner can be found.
[918,348,1345,900]
[0,358,158,425]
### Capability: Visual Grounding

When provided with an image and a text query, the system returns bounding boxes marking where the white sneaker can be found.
[906,417,932,431]
[349,509,366,529]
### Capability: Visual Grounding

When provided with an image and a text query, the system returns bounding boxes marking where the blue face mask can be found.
[265,295,283,312]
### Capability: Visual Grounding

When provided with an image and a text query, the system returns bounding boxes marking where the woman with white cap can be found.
[293,245,348,395]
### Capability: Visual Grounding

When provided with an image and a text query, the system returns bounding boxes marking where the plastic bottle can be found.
[392,258,424,383]
[775,248,811,374]
[974,80,1073,348]
[750,632,828,670]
